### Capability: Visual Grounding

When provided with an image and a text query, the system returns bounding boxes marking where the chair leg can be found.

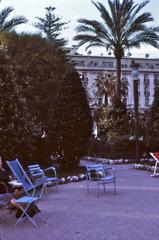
[97,181,100,197]
[114,180,116,195]
[55,181,58,192]
[103,182,106,192]
[87,180,90,194]
[39,183,46,199]
[153,161,158,176]
[15,203,37,227]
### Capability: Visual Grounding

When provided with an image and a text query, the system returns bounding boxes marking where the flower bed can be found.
[134,158,158,173]
[58,174,86,184]
[84,156,135,165]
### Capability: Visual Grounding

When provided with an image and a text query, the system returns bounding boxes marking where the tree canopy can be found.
[74,0,159,99]
[0,32,72,164]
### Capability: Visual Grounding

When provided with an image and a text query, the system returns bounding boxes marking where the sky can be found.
[1,0,159,58]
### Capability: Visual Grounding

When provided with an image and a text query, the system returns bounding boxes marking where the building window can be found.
[144,74,149,85]
[140,64,145,69]
[88,61,99,67]
[122,72,127,78]
[154,74,159,86]
[71,60,77,66]
[80,74,88,89]
[145,96,149,106]
[108,62,114,67]
[121,63,128,68]
[101,62,114,68]
[144,91,150,97]
[76,61,85,67]
[149,65,154,69]
[82,72,87,77]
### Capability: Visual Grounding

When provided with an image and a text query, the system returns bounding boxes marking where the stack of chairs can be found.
[28,164,58,190]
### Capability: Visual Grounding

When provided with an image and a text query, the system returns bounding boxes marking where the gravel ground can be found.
[1,163,159,240]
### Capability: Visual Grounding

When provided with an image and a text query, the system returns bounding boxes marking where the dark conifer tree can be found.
[52,71,93,171]
[34,6,67,47]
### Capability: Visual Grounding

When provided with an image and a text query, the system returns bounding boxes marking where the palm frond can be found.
[122,12,154,42]
[131,0,150,19]
[76,19,110,39]
[74,18,114,46]
[1,16,27,31]
[74,34,107,49]
[0,7,14,25]
[92,1,115,35]
[128,29,159,49]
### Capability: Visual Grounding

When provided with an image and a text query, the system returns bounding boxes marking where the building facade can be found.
[68,47,159,111]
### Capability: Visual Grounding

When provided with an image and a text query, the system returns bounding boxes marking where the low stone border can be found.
[58,174,86,184]
[133,157,159,173]
[84,156,134,165]
[84,156,156,165]
[134,162,159,173]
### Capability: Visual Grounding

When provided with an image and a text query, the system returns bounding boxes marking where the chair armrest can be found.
[28,165,45,179]
[0,181,8,193]
[103,166,116,176]
[44,167,57,178]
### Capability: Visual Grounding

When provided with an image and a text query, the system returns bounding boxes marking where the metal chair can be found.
[0,181,40,227]
[28,164,59,190]
[15,196,39,227]
[86,164,116,197]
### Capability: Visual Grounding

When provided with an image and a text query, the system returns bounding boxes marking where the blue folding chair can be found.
[86,164,116,197]
[0,181,40,227]
[15,196,39,227]
[7,159,46,199]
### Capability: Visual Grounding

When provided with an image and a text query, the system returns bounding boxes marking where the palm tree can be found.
[94,71,128,105]
[74,0,159,100]
[0,6,27,32]
[94,71,116,106]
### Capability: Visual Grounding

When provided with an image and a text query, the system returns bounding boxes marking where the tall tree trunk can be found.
[115,57,121,100]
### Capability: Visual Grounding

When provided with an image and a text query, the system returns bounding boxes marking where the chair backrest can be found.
[6,159,34,192]
[150,152,159,162]
[86,164,105,180]
[28,164,44,180]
